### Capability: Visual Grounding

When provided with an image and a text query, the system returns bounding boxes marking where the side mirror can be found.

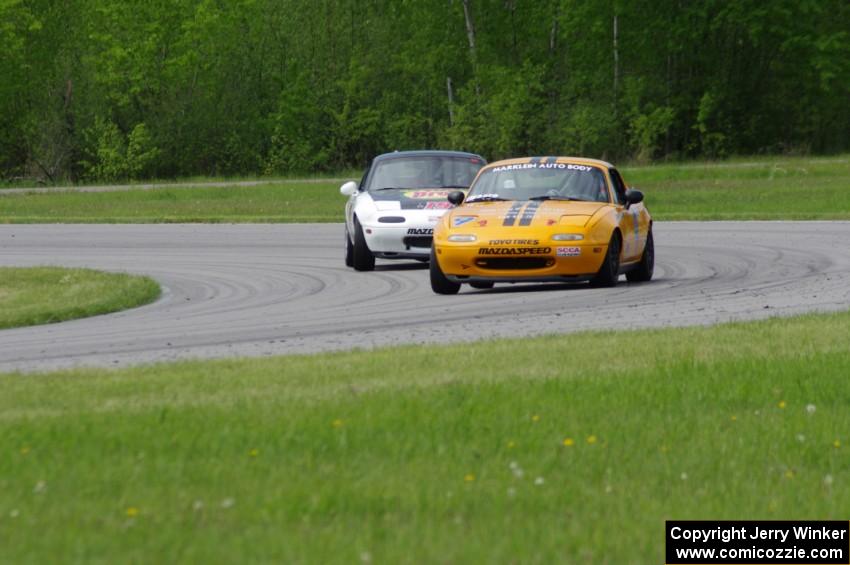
[447,191,465,205]
[340,181,358,196]
[624,189,644,208]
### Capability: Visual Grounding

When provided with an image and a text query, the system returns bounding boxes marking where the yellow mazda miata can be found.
[430,156,653,294]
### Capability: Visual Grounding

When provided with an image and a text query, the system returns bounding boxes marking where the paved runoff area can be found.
[1,222,849,372]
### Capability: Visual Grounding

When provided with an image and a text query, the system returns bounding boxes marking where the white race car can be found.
[341,150,486,270]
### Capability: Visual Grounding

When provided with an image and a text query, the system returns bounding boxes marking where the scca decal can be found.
[407,228,433,235]
[404,190,452,200]
[478,247,552,255]
[453,216,476,227]
[556,246,581,257]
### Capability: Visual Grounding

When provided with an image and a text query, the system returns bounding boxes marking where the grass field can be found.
[0,267,160,329]
[0,183,340,223]
[2,311,849,562]
[0,171,356,190]
[624,156,850,220]
[1,155,848,223]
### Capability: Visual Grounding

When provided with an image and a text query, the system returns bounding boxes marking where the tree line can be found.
[1,0,848,183]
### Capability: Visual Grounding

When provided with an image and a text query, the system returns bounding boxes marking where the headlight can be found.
[448,234,477,242]
[552,233,584,241]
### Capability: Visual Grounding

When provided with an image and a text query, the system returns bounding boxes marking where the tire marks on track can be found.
[0,222,849,372]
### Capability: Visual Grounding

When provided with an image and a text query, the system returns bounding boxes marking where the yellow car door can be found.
[609,168,642,262]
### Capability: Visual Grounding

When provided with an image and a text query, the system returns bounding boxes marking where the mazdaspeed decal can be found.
[453,216,476,227]
[478,247,552,255]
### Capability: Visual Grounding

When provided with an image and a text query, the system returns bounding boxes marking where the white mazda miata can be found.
[341,150,486,271]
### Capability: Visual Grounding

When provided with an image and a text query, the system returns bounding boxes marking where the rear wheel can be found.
[430,247,460,295]
[352,217,375,272]
[591,232,621,287]
[344,225,354,267]
[626,229,654,282]
[469,281,494,290]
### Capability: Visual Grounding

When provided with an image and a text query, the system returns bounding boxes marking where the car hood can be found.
[448,200,608,228]
[368,188,466,211]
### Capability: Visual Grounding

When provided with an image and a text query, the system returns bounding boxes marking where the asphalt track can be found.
[1,222,849,373]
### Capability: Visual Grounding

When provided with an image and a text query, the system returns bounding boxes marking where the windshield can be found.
[467,163,610,203]
[366,156,484,191]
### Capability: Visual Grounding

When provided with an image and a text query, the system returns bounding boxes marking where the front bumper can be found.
[363,224,433,257]
[435,242,608,282]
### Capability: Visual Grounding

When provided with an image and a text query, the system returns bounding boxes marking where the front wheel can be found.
[344,225,354,267]
[429,247,460,295]
[626,229,654,282]
[590,232,621,287]
[352,217,375,271]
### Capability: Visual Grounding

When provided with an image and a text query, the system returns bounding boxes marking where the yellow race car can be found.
[430,156,653,294]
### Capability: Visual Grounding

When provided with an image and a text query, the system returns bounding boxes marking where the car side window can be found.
[609,169,627,205]
[358,167,370,191]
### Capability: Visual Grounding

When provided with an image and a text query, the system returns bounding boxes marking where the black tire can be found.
[626,229,654,282]
[352,217,375,271]
[429,247,460,295]
[591,231,621,287]
[469,281,494,290]
[344,225,354,267]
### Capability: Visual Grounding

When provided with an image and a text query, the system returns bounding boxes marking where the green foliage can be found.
[695,91,729,159]
[126,123,160,178]
[0,0,848,182]
[561,102,619,158]
[82,119,160,181]
[0,0,33,175]
[265,76,330,174]
[480,62,547,158]
[84,118,125,181]
[630,106,675,163]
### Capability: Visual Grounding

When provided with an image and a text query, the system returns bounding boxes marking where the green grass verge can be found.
[0,267,160,329]
[0,155,848,223]
[0,183,344,223]
[623,155,850,220]
[3,311,849,562]
[0,171,359,190]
